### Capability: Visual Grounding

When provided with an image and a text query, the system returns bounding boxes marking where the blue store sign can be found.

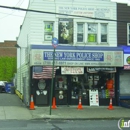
[44,51,104,61]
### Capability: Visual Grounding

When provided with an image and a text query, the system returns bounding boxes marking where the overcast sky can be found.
[0,0,129,42]
[0,0,29,42]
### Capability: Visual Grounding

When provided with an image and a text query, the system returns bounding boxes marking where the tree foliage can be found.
[0,57,16,82]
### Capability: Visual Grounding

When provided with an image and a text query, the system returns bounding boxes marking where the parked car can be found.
[0,81,7,93]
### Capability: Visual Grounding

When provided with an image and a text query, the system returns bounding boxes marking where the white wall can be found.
[18,0,117,47]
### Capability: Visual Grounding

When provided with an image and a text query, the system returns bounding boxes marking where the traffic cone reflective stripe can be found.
[77,96,83,109]
[30,95,35,110]
[52,97,57,109]
[108,97,114,110]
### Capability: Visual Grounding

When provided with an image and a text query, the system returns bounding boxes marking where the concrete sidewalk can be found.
[30,105,130,120]
[0,106,32,120]
[0,93,129,120]
[0,105,129,120]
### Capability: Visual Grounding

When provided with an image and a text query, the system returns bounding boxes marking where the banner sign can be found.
[59,18,73,44]
[87,67,116,73]
[30,50,123,67]
[124,54,130,70]
[56,6,112,19]
[61,67,84,75]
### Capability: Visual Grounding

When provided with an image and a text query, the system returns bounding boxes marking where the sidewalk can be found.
[30,105,130,120]
[0,104,129,120]
[0,93,129,120]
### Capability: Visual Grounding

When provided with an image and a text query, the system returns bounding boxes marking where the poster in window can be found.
[59,18,73,44]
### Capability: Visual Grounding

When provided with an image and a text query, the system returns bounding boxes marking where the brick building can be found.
[0,41,17,57]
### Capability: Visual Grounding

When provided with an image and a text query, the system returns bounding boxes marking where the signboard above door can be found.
[87,67,116,73]
[30,49,123,67]
[61,67,84,75]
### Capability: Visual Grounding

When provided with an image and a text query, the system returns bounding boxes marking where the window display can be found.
[70,72,115,100]
[54,69,115,106]
[71,75,88,100]
[44,22,54,41]
[55,75,68,105]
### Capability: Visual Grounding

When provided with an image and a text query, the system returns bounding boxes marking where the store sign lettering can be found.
[30,50,123,67]
[87,67,116,73]
[44,51,104,61]
[61,67,84,75]
[57,6,112,19]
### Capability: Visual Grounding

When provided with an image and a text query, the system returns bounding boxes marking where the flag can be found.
[32,66,57,79]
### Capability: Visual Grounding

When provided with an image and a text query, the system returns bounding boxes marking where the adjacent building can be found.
[117,3,130,106]
[16,0,124,107]
[0,40,17,57]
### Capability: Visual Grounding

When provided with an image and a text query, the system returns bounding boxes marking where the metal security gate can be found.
[119,71,130,108]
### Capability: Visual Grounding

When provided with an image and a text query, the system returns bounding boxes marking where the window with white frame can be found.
[76,22,108,44]
[127,24,130,44]
[44,22,54,41]
[88,23,97,43]
[101,23,107,43]
[77,23,84,42]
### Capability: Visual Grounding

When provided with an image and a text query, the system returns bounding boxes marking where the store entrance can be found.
[54,68,117,106]
[54,75,69,106]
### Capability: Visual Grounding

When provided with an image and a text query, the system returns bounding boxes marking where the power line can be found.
[0,5,129,23]
[0,1,25,20]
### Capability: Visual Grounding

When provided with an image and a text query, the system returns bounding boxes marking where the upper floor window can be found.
[44,22,54,41]
[76,22,108,44]
[101,24,107,43]
[77,23,84,42]
[88,23,97,43]
[127,23,130,44]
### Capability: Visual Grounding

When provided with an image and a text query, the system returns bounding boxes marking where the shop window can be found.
[77,23,84,43]
[127,23,130,44]
[101,24,107,43]
[44,22,54,41]
[70,73,115,100]
[88,23,97,43]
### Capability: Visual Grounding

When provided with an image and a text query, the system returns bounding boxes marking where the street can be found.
[0,119,122,130]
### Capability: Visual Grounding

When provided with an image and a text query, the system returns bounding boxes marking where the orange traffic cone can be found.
[77,96,83,109]
[108,97,114,110]
[30,95,35,110]
[52,97,57,109]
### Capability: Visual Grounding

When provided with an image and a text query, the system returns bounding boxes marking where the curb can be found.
[31,117,130,120]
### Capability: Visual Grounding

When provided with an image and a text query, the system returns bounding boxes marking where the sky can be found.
[0,0,29,42]
[0,0,129,42]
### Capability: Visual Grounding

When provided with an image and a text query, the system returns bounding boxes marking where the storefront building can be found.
[16,0,120,106]
[118,46,130,107]
[30,45,123,106]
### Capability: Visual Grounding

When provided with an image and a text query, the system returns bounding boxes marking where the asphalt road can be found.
[0,119,126,130]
